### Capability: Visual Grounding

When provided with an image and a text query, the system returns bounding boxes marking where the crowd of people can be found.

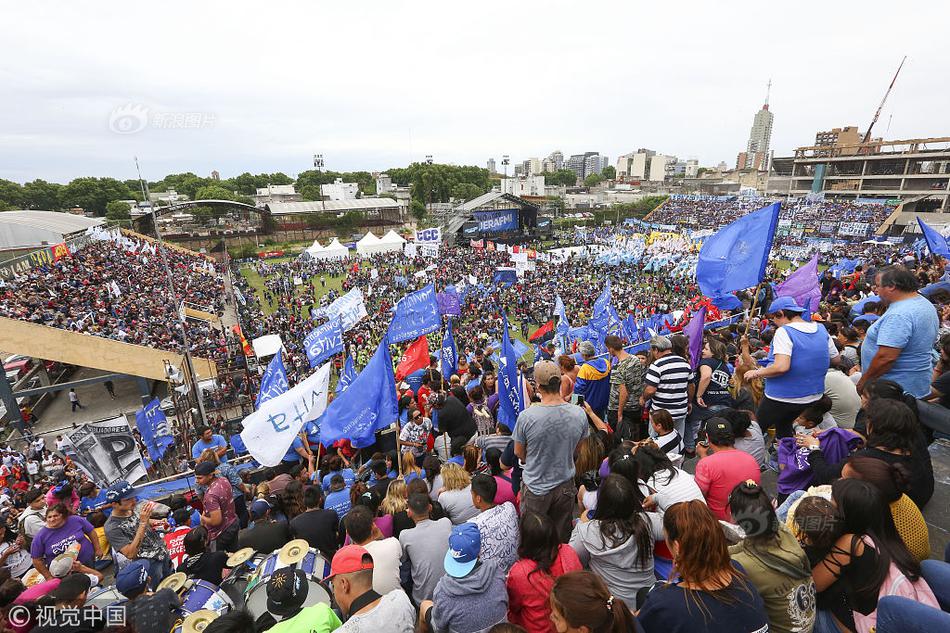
[0,206,948,632]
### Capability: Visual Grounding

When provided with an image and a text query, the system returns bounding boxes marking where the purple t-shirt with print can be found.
[29,515,95,565]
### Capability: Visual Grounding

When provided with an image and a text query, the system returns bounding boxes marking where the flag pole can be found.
[744,283,764,336]
[394,418,402,474]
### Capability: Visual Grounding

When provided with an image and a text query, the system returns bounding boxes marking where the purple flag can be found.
[775,254,821,316]
[436,288,461,316]
[683,307,706,370]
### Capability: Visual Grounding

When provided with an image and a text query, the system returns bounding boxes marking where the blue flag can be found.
[135,398,174,462]
[497,313,525,429]
[441,319,458,379]
[622,314,638,342]
[303,318,344,368]
[436,287,461,316]
[917,217,950,258]
[320,338,398,448]
[387,284,442,344]
[493,268,518,287]
[697,202,781,297]
[336,354,357,394]
[256,350,289,408]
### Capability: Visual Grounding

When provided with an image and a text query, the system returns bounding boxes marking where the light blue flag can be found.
[336,354,357,394]
[256,350,289,408]
[135,398,174,462]
[916,218,950,258]
[441,319,458,379]
[497,313,526,429]
[303,318,344,368]
[319,338,398,448]
[387,284,442,344]
[697,202,781,297]
[554,295,570,336]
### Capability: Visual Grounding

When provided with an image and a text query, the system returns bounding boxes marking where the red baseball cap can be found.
[327,545,374,580]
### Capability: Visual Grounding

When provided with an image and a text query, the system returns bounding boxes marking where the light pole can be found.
[502,155,510,178]
[135,157,208,429]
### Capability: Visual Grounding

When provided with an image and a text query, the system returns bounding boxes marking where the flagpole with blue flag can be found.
[441,318,458,380]
[256,350,289,408]
[554,295,570,353]
[917,217,950,259]
[336,353,357,394]
[697,202,781,298]
[498,312,525,429]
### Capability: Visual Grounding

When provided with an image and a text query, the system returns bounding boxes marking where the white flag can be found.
[110,281,121,298]
[240,362,332,467]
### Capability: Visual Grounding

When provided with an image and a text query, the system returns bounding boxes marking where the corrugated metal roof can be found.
[0,210,104,234]
[453,191,506,212]
[267,198,401,215]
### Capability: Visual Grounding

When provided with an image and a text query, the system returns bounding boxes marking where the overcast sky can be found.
[2,1,947,184]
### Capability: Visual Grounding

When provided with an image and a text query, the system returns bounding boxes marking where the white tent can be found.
[375,230,406,254]
[355,231,385,256]
[321,238,350,260]
[301,239,325,260]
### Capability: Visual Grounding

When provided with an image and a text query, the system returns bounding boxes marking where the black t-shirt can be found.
[180,550,229,585]
[437,396,476,440]
[124,589,181,633]
[695,359,733,407]
[638,575,768,633]
[932,369,950,408]
[236,520,292,554]
[290,509,340,558]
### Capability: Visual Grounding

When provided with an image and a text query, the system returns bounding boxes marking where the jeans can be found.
[684,404,728,451]
[921,559,950,611]
[876,596,950,632]
[144,556,174,589]
[813,609,847,633]
[776,489,807,523]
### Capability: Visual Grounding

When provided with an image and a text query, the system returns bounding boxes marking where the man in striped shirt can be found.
[640,335,694,444]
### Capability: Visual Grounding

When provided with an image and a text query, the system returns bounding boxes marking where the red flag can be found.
[395,336,430,381]
[529,320,555,342]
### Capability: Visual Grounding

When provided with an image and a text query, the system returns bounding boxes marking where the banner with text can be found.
[67,416,147,486]
[473,209,518,233]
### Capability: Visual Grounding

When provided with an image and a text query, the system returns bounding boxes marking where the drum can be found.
[219,553,266,610]
[179,579,234,617]
[244,548,332,619]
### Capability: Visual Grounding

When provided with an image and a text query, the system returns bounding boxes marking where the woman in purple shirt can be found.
[29,503,100,579]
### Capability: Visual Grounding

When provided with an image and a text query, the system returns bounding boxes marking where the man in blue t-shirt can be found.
[858,266,939,398]
[191,426,229,462]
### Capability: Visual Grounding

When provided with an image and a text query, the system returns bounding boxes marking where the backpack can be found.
[472,404,494,436]
[852,535,940,633]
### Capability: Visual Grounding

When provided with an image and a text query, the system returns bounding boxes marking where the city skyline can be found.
[2,2,947,184]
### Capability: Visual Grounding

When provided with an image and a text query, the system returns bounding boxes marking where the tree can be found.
[193,185,253,206]
[0,179,24,211]
[410,200,427,222]
[602,165,616,180]
[22,180,63,210]
[545,169,578,187]
[451,183,483,201]
[61,177,133,216]
[105,200,131,220]
[584,173,604,188]
[697,167,712,176]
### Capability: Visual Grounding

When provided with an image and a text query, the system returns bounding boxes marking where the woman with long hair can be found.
[568,474,661,606]
[549,570,636,633]
[437,462,478,524]
[804,397,934,508]
[506,512,582,633]
[638,500,769,633]
[841,455,929,561]
[279,480,306,521]
[399,450,425,485]
[633,443,704,513]
[558,355,579,401]
[728,481,816,633]
[485,447,517,508]
[380,478,408,516]
[810,478,937,633]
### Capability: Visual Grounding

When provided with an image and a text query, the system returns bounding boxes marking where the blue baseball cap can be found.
[116,559,150,597]
[766,296,805,314]
[443,523,481,578]
[105,480,136,503]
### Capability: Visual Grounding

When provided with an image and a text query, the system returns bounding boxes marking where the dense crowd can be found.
[1,215,949,633]
[0,241,226,357]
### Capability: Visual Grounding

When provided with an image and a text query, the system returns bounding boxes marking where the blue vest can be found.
[765,325,829,399]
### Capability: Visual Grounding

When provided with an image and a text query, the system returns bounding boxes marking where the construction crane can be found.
[863,56,907,144]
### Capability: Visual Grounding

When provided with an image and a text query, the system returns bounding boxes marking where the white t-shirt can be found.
[770,322,840,403]
[26,461,39,475]
[362,538,403,596]
[336,590,416,633]
[644,468,705,512]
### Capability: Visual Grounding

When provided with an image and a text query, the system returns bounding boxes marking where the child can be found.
[792,395,837,436]
[87,511,111,570]
[650,409,683,456]
[789,495,842,566]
